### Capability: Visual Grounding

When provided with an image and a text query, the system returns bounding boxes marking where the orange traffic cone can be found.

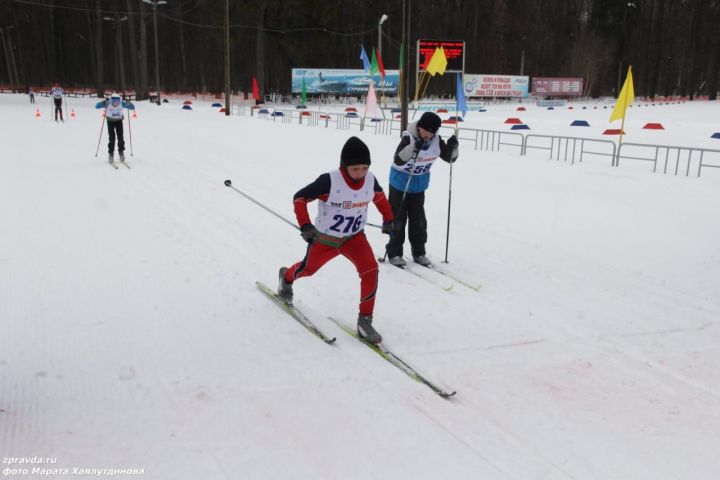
[34,108,41,118]
[132,111,138,118]
[102,111,106,117]
[70,109,76,118]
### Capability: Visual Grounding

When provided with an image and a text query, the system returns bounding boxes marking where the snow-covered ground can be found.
[2,93,719,479]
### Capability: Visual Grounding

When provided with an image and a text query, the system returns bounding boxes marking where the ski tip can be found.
[325,337,338,344]
[440,391,457,399]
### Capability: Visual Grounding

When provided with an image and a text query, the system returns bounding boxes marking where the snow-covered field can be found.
[2,93,719,479]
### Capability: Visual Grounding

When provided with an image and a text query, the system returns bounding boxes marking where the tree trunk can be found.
[95,0,104,96]
[647,0,666,98]
[84,2,96,90]
[126,0,140,99]
[139,0,148,100]
[45,0,56,83]
[115,16,126,95]
[0,28,13,85]
[255,1,267,99]
[175,3,188,90]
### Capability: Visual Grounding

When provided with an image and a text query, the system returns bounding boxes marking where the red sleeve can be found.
[373,191,393,223]
[292,198,312,227]
[292,173,331,228]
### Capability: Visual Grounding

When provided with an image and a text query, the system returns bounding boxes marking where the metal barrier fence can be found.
[524,135,617,166]
[616,143,720,177]
[235,104,718,179]
[454,127,524,154]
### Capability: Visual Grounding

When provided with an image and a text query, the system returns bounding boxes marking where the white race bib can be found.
[390,132,441,176]
[314,169,375,238]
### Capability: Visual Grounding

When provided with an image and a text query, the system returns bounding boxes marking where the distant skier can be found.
[28,87,35,104]
[385,111,459,268]
[106,94,126,164]
[278,136,394,344]
[51,82,64,121]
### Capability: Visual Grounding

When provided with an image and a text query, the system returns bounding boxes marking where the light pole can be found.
[378,14,388,58]
[143,0,167,105]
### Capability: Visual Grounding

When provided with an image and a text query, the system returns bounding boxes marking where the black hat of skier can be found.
[416,111,442,134]
[340,136,371,167]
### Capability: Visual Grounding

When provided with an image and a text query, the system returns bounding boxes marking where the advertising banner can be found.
[532,77,584,96]
[291,69,399,95]
[462,74,529,98]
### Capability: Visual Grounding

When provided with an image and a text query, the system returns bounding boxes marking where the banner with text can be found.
[291,69,399,95]
[463,74,529,98]
[532,77,584,96]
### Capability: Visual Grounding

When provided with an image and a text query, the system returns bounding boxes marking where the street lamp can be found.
[377,14,388,58]
[103,14,128,95]
[142,0,167,105]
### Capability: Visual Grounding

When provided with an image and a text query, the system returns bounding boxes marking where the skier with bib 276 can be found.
[278,136,394,344]
[106,94,126,164]
[385,111,459,268]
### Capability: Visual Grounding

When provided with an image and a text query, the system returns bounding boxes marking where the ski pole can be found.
[224,179,299,230]
[126,103,134,156]
[443,123,459,264]
[94,107,108,157]
[378,167,413,263]
[378,140,421,263]
[442,160,454,263]
[224,180,382,233]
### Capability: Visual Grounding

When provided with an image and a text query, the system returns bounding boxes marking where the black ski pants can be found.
[53,98,63,120]
[107,120,125,154]
[385,185,427,259]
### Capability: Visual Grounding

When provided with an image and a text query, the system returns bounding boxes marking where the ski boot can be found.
[108,153,115,164]
[357,314,382,344]
[413,255,432,267]
[119,152,126,163]
[277,267,294,305]
[388,256,406,268]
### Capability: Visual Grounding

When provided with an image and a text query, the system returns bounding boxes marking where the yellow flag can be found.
[426,47,448,76]
[609,65,634,122]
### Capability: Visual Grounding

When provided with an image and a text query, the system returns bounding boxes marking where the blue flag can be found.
[456,73,467,118]
[360,45,371,72]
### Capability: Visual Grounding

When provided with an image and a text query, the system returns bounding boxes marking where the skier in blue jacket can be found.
[106,94,126,164]
[385,111,459,267]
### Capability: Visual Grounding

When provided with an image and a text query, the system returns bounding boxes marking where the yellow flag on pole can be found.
[609,65,634,123]
[426,47,448,76]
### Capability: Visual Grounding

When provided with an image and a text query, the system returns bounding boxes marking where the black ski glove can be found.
[446,135,459,163]
[300,223,317,243]
[381,221,394,237]
[414,138,427,150]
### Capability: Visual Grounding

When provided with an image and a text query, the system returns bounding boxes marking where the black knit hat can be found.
[416,111,442,133]
[340,136,371,167]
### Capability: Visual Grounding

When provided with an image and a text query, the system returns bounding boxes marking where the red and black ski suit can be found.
[283,167,393,316]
